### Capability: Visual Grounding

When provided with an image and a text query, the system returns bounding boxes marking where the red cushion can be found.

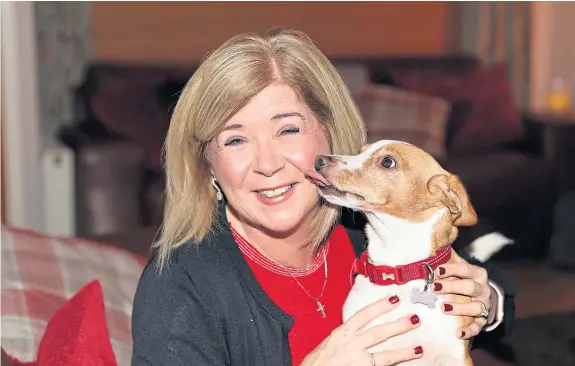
[37,280,117,365]
[6,280,118,366]
[392,63,524,153]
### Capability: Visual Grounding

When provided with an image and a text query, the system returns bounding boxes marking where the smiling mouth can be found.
[256,184,295,198]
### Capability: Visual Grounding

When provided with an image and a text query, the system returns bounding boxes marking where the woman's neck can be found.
[226,206,319,269]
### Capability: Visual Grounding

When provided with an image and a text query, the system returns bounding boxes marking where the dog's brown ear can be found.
[427,174,478,226]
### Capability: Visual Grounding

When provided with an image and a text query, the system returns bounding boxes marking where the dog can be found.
[307,140,478,365]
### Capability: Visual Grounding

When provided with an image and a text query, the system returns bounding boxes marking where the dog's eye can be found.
[381,156,396,169]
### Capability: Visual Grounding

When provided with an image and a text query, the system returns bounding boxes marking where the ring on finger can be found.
[474,299,489,319]
[369,352,376,366]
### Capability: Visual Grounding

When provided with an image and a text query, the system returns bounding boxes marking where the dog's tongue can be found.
[305,170,330,186]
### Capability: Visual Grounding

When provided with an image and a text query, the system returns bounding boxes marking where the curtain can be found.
[35,2,91,141]
[461,1,532,108]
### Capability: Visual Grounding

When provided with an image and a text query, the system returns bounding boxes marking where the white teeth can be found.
[258,184,293,198]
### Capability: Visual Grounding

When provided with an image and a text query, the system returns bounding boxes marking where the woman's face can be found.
[208,83,330,235]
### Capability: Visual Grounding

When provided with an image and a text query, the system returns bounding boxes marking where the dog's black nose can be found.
[315,155,329,171]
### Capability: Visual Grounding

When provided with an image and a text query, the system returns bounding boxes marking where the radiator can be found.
[41,144,76,237]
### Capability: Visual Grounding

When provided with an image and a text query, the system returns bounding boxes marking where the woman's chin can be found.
[258,215,303,236]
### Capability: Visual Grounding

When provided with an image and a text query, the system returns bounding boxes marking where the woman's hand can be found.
[432,250,497,339]
[300,296,423,366]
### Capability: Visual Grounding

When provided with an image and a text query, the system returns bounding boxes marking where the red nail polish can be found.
[439,267,446,275]
[414,346,423,355]
[410,315,420,325]
[433,282,442,291]
[389,295,399,304]
[444,304,453,312]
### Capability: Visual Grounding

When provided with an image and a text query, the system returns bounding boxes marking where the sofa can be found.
[59,54,573,261]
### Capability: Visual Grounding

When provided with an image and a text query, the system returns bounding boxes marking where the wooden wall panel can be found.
[92,1,454,64]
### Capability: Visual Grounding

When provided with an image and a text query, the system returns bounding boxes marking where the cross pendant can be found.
[316,300,326,319]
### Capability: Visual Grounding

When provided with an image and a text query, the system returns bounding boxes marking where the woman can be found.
[132,29,515,366]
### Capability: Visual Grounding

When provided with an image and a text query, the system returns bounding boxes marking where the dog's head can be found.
[306,140,477,227]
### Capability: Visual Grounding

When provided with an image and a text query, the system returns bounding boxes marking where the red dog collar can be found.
[351,245,451,286]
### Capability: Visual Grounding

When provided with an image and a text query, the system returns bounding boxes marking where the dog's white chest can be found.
[343,276,467,365]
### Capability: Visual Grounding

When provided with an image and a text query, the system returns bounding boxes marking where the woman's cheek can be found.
[280,133,330,171]
[213,149,252,184]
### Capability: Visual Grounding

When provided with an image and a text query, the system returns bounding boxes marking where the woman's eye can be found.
[381,156,396,169]
[224,137,244,146]
[280,127,300,135]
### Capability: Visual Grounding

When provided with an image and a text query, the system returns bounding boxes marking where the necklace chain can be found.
[230,223,329,319]
[276,249,328,318]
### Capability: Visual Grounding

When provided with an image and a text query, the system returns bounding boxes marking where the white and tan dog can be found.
[307,140,478,366]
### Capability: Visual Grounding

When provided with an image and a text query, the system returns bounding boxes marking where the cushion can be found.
[6,281,117,366]
[37,280,117,365]
[391,63,524,153]
[1,226,146,365]
[355,84,451,158]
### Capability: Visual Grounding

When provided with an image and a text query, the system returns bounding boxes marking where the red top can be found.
[231,224,356,366]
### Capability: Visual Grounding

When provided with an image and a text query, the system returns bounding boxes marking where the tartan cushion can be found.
[1,226,146,365]
[355,85,451,158]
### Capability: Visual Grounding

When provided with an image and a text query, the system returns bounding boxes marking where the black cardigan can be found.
[131,206,516,365]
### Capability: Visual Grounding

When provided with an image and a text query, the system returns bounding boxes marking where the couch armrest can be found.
[502,112,547,154]
[508,111,573,154]
[527,113,575,159]
[524,112,575,192]
[76,140,145,237]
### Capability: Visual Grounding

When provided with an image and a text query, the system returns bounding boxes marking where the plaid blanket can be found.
[1,226,146,365]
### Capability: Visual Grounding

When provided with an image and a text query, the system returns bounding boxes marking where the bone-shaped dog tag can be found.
[410,287,438,309]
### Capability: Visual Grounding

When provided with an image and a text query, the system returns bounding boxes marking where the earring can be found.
[211,177,223,201]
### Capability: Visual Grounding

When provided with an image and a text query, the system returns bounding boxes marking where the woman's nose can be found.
[253,145,284,177]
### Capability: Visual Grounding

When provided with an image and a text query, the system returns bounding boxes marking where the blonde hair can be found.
[157,28,366,269]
